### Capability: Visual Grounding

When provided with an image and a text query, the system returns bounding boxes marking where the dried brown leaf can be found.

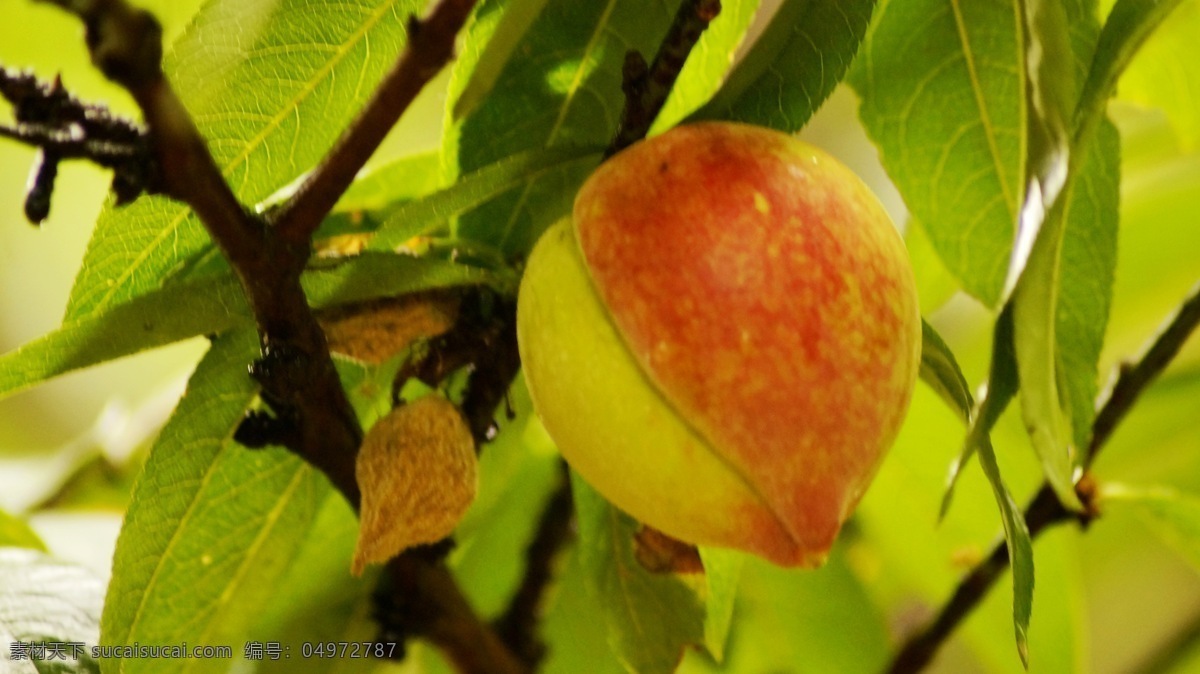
[319,291,459,364]
[353,395,478,575]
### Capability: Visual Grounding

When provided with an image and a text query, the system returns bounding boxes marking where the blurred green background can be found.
[2,1,1199,672]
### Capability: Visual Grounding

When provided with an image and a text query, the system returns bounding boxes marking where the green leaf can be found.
[100,330,328,674]
[333,150,444,214]
[850,0,1023,305]
[854,0,1118,519]
[1010,3,1121,512]
[446,0,685,256]
[0,276,249,402]
[1055,119,1120,455]
[696,548,742,662]
[856,381,1043,671]
[1102,484,1200,573]
[446,0,551,126]
[0,510,47,551]
[1003,0,1113,501]
[1042,0,1126,455]
[680,552,889,673]
[250,493,373,669]
[693,0,876,132]
[941,306,1019,518]
[1115,0,1200,149]
[905,217,961,313]
[367,147,602,253]
[300,252,504,306]
[571,474,706,674]
[1011,211,1082,513]
[1080,0,1191,143]
[1,548,104,674]
[541,545,627,674]
[922,310,1033,665]
[967,108,1119,656]
[64,0,426,320]
[975,437,1036,668]
[918,319,974,424]
[0,255,496,401]
[651,0,761,132]
[1003,0,1075,301]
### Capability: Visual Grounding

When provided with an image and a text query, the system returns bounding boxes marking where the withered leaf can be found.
[319,291,459,365]
[353,395,477,575]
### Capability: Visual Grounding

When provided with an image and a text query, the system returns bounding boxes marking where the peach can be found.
[517,122,920,567]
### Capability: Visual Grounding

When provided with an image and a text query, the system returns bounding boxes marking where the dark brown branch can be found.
[606,0,722,157]
[0,121,141,165]
[460,299,521,446]
[388,288,520,445]
[888,282,1200,673]
[378,548,529,674]
[34,2,361,505]
[0,67,144,160]
[0,67,154,217]
[271,0,479,244]
[494,462,575,666]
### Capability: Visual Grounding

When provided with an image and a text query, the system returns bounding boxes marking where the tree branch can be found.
[32,0,362,504]
[270,0,479,245]
[1088,282,1200,460]
[395,289,522,446]
[377,546,530,674]
[606,0,722,157]
[25,3,523,672]
[0,66,153,220]
[888,282,1200,673]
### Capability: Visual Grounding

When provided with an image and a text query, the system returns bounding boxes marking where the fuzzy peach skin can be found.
[517,122,921,567]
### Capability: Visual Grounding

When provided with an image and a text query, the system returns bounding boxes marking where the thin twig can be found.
[460,299,522,446]
[271,0,479,244]
[606,0,722,157]
[1088,282,1200,461]
[887,282,1200,673]
[0,123,141,163]
[0,66,154,214]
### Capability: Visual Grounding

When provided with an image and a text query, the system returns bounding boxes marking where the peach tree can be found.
[1,0,1199,672]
